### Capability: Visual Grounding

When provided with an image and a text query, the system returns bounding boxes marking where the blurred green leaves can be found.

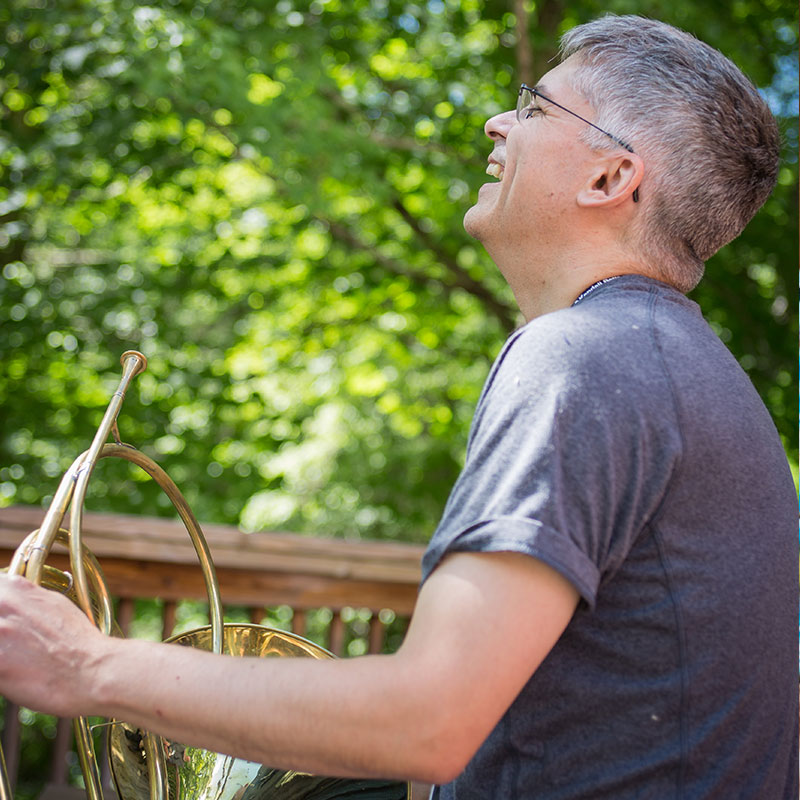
[0,0,796,545]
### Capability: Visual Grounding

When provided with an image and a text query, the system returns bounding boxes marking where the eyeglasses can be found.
[516,83,639,202]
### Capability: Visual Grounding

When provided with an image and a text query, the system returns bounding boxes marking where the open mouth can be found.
[486,162,504,181]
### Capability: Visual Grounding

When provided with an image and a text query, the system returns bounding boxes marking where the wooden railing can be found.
[0,505,428,799]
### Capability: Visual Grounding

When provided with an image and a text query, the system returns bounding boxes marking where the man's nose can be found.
[484,109,517,141]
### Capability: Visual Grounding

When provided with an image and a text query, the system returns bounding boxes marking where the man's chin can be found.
[463,203,486,241]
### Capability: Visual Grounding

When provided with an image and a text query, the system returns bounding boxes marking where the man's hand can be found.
[0,573,107,717]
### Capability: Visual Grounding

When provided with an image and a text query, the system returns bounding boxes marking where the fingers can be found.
[0,572,80,630]
[0,572,102,716]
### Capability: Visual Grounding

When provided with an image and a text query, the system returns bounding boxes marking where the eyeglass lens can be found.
[516,87,534,123]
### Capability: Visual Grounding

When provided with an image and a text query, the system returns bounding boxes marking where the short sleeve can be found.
[420,305,683,609]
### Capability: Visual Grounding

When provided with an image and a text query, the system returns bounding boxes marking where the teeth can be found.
[486,162,504,180]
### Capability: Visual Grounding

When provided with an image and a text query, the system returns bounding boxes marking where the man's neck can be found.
[491,239,650,322]
[507,263,644,322]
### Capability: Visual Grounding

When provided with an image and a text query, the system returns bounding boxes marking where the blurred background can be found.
[0,0,797,795]
[1,0,797,541]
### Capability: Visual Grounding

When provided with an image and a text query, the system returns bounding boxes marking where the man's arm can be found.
[0,551,578,784]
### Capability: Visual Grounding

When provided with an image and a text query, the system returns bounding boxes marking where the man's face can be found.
[463,58,600,250]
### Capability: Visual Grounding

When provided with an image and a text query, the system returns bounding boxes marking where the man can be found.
[0,14,796,799]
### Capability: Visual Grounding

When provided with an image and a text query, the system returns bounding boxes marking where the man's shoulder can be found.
[506,277,707,366]
[499,296,658,378]
[481,277,718,425]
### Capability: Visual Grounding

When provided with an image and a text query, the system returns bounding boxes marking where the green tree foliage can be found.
[1,0,797,548]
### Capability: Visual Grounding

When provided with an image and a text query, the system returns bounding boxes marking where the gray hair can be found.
[560,15,780,292]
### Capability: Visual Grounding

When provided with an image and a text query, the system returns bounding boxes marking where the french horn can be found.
[1,351,410,800]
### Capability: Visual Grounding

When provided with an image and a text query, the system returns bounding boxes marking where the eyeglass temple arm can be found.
[519,84,639,201]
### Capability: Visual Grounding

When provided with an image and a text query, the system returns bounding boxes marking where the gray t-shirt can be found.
[422,275,798,799]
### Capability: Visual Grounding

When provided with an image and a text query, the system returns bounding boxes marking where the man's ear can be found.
[577,152,643,208]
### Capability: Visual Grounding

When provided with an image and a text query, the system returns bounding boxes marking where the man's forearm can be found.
[88,635,447,782]
[2,552,578,786]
